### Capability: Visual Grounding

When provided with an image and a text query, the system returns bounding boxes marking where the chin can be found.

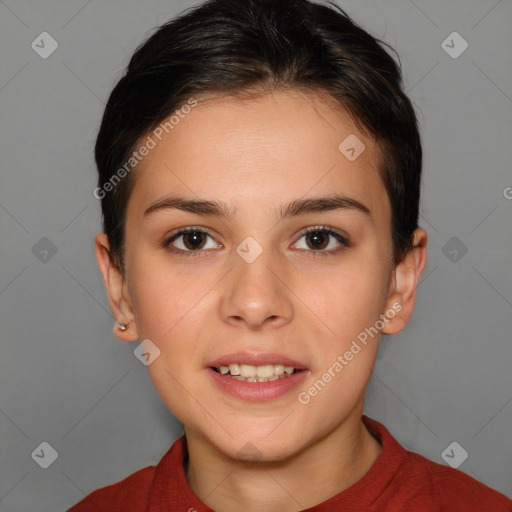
[217,426,307,463]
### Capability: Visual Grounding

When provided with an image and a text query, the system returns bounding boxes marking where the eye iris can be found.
[183,231,206,250]
[306,231,329,250]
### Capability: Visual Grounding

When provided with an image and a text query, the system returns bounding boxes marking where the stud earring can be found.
[115,322,128,331]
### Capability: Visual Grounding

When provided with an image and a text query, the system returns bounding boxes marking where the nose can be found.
[218,244,293,330]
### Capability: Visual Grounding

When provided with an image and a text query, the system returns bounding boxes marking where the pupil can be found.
[307,231,328,250]
[184,231,206,250]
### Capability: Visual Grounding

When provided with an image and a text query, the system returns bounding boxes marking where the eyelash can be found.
[162,225,350,259]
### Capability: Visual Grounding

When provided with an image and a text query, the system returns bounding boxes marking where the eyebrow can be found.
[143,194,371,220]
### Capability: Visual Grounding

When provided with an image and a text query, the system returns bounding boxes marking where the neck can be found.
[184,411,382,512]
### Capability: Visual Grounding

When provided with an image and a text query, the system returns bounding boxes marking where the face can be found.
[97,89,425,463]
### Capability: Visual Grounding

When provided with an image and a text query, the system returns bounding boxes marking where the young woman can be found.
[70,0,512,510]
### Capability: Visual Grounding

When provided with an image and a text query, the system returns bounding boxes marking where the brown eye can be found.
[181,231,208,250]
[164,227,220,255]
[294,226,350,256]
[304,231,329,250]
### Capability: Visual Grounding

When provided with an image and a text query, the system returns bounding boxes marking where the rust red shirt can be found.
[68,416,512,511]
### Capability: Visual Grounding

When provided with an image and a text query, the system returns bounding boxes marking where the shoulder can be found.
[362,416,512,511]
[67,465,156,511]
[67,436,187,512]
[400,446,512,511]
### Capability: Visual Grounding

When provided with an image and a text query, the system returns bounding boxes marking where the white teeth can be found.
[240,364,256,378]
[215,363,299,380]
[256,364,274,378]
[228,363,240,375]
[273,364,285,376]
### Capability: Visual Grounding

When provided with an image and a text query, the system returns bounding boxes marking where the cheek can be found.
[128,254,210,341]
[127,256,219,410]
[129,266,208,416]
[297,353,376,430]
[304,254,389,341]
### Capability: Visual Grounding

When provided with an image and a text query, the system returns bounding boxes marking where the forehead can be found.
[127,89,389,224]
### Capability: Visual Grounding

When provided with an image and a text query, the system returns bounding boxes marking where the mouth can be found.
[210,363,303,383]
[206,353,309,401]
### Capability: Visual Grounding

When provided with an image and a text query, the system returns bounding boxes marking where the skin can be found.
[95,88,427,512]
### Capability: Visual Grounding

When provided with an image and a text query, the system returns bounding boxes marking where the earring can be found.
[115,322,128,331]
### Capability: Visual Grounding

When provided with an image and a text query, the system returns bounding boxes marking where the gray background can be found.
[0,0,511,510]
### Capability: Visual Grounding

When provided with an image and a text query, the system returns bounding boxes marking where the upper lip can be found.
[207,352,308,370]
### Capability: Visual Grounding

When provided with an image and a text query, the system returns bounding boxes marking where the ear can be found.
[94,232,139,341]
[383,227,428,334]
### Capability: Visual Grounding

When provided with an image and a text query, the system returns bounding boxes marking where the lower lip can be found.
[207,368,310,402]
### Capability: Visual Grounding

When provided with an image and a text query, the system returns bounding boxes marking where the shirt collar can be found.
[148,415,406,511]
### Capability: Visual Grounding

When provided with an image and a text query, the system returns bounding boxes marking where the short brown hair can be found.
[95,0,422,272]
